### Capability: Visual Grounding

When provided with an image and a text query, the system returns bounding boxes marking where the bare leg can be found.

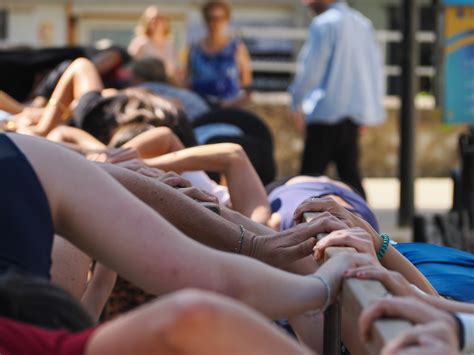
[86,289,313,355]
[34,58,104,136]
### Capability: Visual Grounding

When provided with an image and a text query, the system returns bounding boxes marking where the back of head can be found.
[0,270,94,332]
[130,57,168,84]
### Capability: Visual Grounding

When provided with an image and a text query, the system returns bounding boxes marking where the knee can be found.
[154,289,226,349]
[166,289,222,327]
[71,57,94,72]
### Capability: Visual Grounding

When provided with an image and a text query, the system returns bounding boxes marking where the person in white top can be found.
[128,6,177,79]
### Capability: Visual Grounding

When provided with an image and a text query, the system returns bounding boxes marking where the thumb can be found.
[288,237,317,260]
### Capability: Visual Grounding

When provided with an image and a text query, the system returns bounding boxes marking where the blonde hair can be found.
[135,6,171,39]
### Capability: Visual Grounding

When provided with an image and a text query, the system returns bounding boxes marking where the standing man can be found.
[289,0,385,198]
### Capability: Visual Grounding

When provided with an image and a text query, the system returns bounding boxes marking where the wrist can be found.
[305,274,331,315]
[239,227,257,257]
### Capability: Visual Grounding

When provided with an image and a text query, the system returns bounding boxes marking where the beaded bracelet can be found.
[377,233,390,261]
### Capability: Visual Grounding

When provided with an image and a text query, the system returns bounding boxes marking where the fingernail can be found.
[357,272,366,277]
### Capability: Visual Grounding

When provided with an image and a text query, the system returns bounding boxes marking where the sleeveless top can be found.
[268,181,379,232]
[0,134,54,279]
[189,38,241,101]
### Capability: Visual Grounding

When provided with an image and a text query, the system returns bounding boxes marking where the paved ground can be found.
[363,178,453,242]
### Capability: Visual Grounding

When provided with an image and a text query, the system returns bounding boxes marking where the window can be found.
[0,9,8,40]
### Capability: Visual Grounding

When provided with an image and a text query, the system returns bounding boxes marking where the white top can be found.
[458,313,474,352]
[128,35,177,76]
[181,171,231,206]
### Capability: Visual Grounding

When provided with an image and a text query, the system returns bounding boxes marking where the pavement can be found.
[363,178,453,242]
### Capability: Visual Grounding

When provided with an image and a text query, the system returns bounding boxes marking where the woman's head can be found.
[129,57,168,85]
[202,1,231,35]
[136,6,172,40]
[0,270,94,332]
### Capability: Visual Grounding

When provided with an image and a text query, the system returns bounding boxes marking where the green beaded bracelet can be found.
[377,233,390,261]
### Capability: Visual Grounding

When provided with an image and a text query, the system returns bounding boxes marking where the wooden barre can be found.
[303,212,413,355]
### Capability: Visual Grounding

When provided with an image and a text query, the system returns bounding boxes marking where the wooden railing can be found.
[303,212,414,355]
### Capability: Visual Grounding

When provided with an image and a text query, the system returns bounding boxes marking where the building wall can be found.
[6,4,66,47]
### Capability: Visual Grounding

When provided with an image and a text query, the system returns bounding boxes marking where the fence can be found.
[303,212,415,355]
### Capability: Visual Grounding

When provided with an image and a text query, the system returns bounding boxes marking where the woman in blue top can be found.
[268,176,474,303]
[187,1,252,106]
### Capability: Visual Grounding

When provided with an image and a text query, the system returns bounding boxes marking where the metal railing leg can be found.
[323,302,341,355]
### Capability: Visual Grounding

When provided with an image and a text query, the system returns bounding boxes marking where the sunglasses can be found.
[205,13,228,23]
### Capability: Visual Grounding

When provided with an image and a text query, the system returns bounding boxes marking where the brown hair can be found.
[202,0,231,21]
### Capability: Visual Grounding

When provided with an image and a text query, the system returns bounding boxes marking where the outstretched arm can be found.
[143,142,271,223]
[12,133,372,320]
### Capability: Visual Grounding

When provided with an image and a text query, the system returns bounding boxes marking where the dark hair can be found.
[0,270,94,332]
[81,96,120,144]
[108,122,154,148]
[130,58,168,83]
[202,0,231,21]
[82,88,198,147]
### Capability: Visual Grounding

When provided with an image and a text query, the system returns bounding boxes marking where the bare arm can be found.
[122,126,185,158]
[47,126,105,151]
[14,133,353,319]
[144,143,271,223]
[236,42,253,88]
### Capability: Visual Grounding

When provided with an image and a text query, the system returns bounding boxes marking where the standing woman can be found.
[187,0,252,107]
[128,6,177,79]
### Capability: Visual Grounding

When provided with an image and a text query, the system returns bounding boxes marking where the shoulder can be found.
[309,9,341,38]
[349,7,375,30]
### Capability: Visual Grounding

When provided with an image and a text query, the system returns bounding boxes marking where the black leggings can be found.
[301,120,366,199]
[0,134,54,279]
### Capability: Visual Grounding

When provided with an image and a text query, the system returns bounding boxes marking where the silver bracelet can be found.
[234,225,245,254]
[304,274,332,317]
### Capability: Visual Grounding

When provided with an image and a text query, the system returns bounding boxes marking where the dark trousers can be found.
[300,119,366,199]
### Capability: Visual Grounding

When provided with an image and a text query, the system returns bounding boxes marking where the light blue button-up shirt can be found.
[290,2,385,126]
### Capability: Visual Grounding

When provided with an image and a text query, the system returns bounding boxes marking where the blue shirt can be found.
[289,2,385,126]
[189,38,241,101]
[141,82,210,123]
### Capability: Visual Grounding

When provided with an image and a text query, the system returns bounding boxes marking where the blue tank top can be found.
[0,134,54,279]
[268,181,379,232]
[189,38,241,101]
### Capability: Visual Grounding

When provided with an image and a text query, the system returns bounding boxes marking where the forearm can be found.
[100,163,246,252]
[220,205,273,235]
[418,292,474,314]
[85,167,326,318]
[381,245,438,296]
[123,127,185,158]
[145,144,271,222]
[47,126,105,152]
[360,219,437,296]
[143,144,235,173]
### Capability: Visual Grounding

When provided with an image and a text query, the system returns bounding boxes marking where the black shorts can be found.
[73,90,104,128]
[0,134,54,279]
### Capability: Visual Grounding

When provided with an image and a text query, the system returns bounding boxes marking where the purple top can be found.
[268,181,379,232]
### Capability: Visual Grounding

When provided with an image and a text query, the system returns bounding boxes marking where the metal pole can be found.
[398,0,419,226]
